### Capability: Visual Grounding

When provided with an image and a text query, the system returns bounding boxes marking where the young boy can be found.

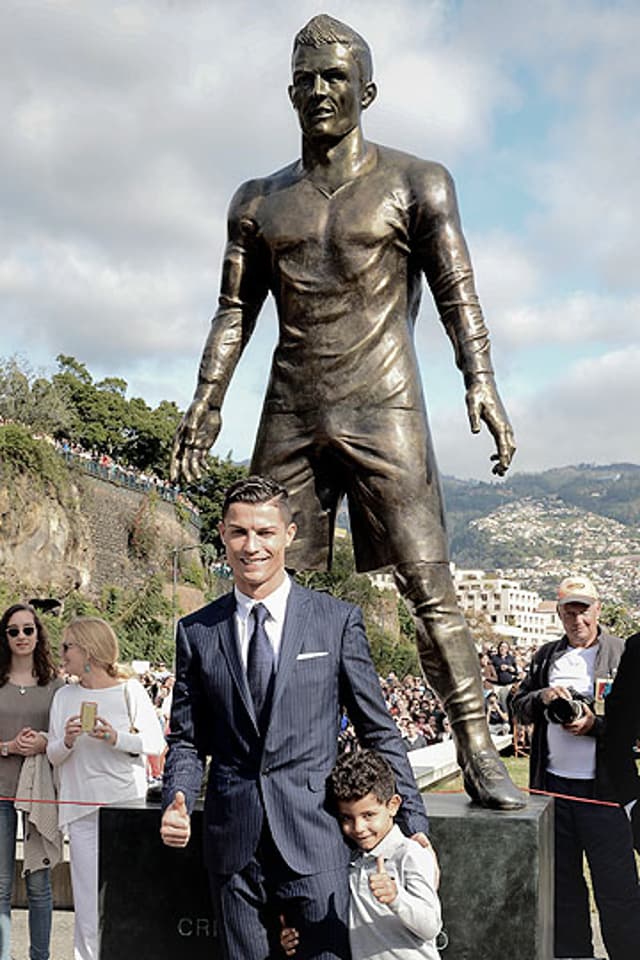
[281,749,442,959]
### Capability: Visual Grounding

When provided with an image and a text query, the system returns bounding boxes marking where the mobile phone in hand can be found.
[80,701,98,733]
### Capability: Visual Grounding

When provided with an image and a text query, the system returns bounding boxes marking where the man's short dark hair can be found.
[222,475,292,523]
[329,749,396,804]
[293,14,373,85]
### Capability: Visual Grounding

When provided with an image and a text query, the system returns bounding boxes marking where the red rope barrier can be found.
[1,787,622,809]
[526,786,619,808]
[0,794,107,806]
[428,785,620,807]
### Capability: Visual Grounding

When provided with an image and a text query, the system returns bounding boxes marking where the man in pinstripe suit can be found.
[161,476,429,959]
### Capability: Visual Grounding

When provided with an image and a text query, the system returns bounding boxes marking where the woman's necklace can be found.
[10,674,35,695]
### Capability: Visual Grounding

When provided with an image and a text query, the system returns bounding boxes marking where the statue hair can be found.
[293,14,373,84]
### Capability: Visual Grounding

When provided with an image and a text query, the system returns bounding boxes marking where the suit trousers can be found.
[546,772,640,960]
[209,823,350,960]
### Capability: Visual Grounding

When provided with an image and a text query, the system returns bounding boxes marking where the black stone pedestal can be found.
[99,794,553,960]
[427,793,553,960]
[99,800,217,959]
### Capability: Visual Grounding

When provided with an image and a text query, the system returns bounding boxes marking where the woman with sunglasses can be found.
[0,603,62,960]
[47,617,165,960]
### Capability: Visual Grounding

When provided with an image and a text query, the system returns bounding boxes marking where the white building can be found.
[452,567,562,647]
[368,566,562,647]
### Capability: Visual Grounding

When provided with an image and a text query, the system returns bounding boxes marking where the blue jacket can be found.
[162,580,428,874]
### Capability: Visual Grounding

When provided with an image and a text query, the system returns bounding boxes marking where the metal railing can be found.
[58,450,201,528]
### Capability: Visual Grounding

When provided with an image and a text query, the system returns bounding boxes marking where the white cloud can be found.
[0,237,220,369]
[367,46,520,162]
[509,348,640,472]
[432,347,640,479]
[1,0,639,479]
[488,289,640,351]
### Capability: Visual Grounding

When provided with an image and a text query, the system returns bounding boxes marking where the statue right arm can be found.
[411,161,516,477]
[171,182,270,482]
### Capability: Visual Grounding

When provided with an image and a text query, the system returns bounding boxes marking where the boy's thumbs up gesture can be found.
[369,856,398,905]
[160,790,191,847]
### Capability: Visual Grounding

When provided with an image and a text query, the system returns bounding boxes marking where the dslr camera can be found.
[545,688,593,725]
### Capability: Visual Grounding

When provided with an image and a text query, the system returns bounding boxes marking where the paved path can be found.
[9,907,607,959]
[10,909,73,959]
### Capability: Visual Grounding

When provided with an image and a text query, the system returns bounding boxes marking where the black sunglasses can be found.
[6,625,36,639]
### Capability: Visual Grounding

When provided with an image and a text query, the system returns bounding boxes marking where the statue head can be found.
[289,15,377,141]
[292,14,373,85]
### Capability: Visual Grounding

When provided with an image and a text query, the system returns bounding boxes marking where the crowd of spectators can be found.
[0,417,201,522]
[479,640,538,754]
[136,642,538,764]
[53,437,200,521]
[369,641,537,757]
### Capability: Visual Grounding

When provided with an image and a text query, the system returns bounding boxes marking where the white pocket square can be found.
[297,651,329,660]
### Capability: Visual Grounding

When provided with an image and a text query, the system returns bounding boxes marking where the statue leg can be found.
[394,560,525,810]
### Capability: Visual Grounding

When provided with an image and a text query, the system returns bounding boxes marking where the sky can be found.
[2,0,639,480]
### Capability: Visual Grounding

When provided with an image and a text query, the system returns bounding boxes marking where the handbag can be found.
[123,680,141,757]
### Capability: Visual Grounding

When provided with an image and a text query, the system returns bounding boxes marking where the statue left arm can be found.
[414,163,515,476]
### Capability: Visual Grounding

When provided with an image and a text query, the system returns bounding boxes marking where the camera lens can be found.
[546,697,583,724]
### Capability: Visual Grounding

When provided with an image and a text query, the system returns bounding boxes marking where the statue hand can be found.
[170,399,222,484]
[465,376,516,477]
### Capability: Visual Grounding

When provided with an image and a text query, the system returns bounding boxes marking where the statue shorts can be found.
[251,404,449,573]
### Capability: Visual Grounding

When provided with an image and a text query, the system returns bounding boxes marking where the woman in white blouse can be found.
[48,618,165,960]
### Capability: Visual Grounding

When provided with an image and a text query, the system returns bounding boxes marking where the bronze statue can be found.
[172,15,524,809]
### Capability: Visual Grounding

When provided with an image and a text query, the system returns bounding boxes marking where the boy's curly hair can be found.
[329,749,397,804]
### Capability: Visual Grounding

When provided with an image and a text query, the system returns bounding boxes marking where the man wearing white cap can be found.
[513,574,640,960]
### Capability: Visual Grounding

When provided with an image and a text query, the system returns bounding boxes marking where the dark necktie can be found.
[247,603,274,726]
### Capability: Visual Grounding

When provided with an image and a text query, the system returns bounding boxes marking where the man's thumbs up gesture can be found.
[369,855,398,904]
[160,790,191,847]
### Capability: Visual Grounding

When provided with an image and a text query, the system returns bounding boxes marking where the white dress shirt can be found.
[233,575,292,670]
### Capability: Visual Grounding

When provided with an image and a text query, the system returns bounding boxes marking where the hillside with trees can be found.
[2,353,638,661]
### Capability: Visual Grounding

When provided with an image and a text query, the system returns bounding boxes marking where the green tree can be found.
[53,354,128,453]
[464,612,498,650]
[367,622,420,678]
[107,574,174,663]
[0,422,73,503]
[126,397,182,476]
[55,355,92,384]
[52,355,183,475]
[0,356,73,435]
[187,456,248,549]
[600,602,640,638]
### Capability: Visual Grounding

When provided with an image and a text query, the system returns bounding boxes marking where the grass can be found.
[424,754,531,794]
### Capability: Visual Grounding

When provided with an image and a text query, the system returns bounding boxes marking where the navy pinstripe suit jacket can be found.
[162,579,429,875]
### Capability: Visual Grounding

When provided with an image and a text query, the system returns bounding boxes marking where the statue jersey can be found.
[229,144,492,417]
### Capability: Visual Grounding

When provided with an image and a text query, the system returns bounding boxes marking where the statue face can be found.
[289,42,370,141]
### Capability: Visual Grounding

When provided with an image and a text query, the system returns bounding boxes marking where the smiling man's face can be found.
[219,500,296,599]
[289,42,372,142]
